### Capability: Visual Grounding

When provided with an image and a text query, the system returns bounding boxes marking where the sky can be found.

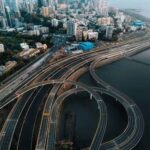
[109,0,150,18]
[109,0,150,10]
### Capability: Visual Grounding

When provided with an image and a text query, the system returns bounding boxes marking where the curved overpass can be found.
[35,56,98,150]
[48,87,107,150]
[0,80,107,150]
[90,58,144,150]
[0,52,97,150]
[0,37,149,150]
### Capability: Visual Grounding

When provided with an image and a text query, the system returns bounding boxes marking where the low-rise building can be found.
[72,50,83,54]
[19,48,41,59]
[20,43,29,50]
[51,18,59,27]
[39,27,49,34]
[28,30,40,36]
[35,42,47,50]
[83,30,98,41]
[88,31,98,41]
[0,44,5,53]
[5,61,17,72]
[0,66,6,76]
[98,17,113,26]
[35,42,43,49]
[79,42,94,51]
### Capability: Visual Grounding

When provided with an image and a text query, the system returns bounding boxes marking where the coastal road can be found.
[0,36,149,150]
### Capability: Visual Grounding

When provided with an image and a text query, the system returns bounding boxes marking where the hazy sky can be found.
[109,0,150,10]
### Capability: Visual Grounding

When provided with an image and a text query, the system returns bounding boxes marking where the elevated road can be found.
[36,39,150,150]
[0,36,149,150]
[0,54,95,150]
[0,53,51,102]
[0,80,107,150]
[48,87,107,150]
[1,35,150,108]
[90,56,144,150]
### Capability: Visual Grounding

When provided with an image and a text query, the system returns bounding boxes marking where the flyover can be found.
[89,57,144,150]
[1,77,144,150]
[0,36,149,150]
[0,80,107,150]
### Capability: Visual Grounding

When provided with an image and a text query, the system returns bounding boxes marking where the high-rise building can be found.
[23,0,34,14]
[38,0,52,7]
[67,20,77,36]
[14,0,20,16]
[3,0,21,27]
[0,0,5,15]
[38,0,43,7]
[0,17,7,28]
[106,25,114,39]
[92,0,108,16]
[0,0,8,28]
[41,6,49,17]
[5,0,20,17]
[5,6,13,27]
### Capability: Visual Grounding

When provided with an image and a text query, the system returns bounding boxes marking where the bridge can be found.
[0,36,149,150]
[89,56,144,150]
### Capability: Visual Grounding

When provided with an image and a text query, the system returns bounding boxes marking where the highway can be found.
[0,35,149,150]
[0,33,149,109]
[0,52,51,102]
[0,39,66,109]
[0,55,95,150]
[47,86,106,150]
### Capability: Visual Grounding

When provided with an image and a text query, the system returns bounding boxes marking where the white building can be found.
[28,30,40,36]
[20,43,29,50]
[39,27,49,34]
[51,18,59,27]
[35,42,47,50]
[72,50,83,54]
[88,31,99,40]
[0,44,5,53]
[117,12,126,23]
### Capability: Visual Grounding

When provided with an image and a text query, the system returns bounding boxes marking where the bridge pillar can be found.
[75,91,77,95]
[90,93,93,100]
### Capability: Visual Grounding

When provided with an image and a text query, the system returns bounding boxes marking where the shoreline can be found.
[122,9,150,24]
